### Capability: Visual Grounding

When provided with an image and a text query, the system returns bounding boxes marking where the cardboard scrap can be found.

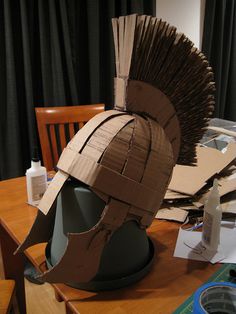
[164,189,190,200]
[168,143,236,196]
[221,192,236,213]
[158,143,236,222]
[58,148,158,211]
[40,199,130,283]
[196,178,236,206]
[127,80,181,163]
[156,207,188,223]
[38,170,68,215]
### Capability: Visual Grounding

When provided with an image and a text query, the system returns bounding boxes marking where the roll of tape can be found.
[193,282,236,314]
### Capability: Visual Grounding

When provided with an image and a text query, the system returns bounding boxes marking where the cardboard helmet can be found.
[17,14,214,288]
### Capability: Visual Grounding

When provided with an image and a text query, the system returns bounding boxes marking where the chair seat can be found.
[0,280,15,314]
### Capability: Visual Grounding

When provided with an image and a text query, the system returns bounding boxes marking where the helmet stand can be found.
[45,179,154,291]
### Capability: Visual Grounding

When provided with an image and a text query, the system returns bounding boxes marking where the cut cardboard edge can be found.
[156,207,188,223]
[168,143,236,196]
[38,170,69,215]
[39,199,130,283]
[68,109,127,153]
[58,147,158,212]
[196,178,236,206]
[38,111,133,215]
[126,80,181,163]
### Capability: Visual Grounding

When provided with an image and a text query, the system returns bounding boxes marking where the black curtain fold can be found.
[0,0,155,180]
[202,0,236,120]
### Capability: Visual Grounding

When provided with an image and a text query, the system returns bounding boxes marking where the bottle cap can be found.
[32,147,40,162]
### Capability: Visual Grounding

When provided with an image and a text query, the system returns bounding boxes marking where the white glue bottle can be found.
[26,149,47,206]
[201,179,222,252]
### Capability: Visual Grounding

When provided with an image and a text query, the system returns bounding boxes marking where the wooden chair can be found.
[35,104,105,171]
[0,280,19,314]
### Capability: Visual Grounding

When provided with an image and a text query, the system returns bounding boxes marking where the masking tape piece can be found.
[114,77,128,110]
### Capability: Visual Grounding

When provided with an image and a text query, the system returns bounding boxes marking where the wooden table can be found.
[0,177,221,314]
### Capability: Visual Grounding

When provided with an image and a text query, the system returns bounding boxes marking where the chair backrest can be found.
[35,104,105,171]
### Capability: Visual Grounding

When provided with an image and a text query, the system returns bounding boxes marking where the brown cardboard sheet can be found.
[128,117,175,227]
[38,111,130,215]
[156,207,188,223]
[168,143,236,196]
[221,192,236,213]
[196,178,236,206]
[81,114,134,160]
[120,116,150,182]
[38,170,68,215]
[127,80,181,162]
[58,148,158,211]
[68,109,126,152]
[40,199,130,283]
[143,120,174,188]
[164,189,191,200]
[100,122,134,173]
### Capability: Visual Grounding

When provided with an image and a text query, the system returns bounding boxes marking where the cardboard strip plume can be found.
[17,14,215,283]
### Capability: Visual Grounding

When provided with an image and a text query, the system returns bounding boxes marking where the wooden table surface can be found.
[0,177,221,314]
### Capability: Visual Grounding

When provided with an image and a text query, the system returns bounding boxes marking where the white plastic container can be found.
[201,179,222,252]
[26,159,47,206]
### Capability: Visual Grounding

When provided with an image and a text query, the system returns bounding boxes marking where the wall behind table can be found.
[156,0,205,49]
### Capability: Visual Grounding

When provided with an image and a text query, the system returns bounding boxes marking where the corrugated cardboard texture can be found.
[58,149,158,211]
[38,170,69,215]
[17,111,132,253]
[68,109,125,152]
[112,14,214,166]
[168,143,236,195]
[164,189,190,200]
[129,117,174,227]
[126,80,181,163]
[39,113,175,282]
[19,12,215,284]
[40,199,130,283]
[38,110,128,215]
[156,207,188,223]
[197,178,236,206]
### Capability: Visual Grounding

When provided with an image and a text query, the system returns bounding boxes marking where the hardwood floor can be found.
[25,280,65,314]
[0,245,65,314]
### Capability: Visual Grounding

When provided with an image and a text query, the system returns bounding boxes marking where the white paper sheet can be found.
[174,220,236,263]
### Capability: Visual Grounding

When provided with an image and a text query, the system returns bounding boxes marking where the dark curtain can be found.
[202,0,236,120]
[0,0,155,180]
